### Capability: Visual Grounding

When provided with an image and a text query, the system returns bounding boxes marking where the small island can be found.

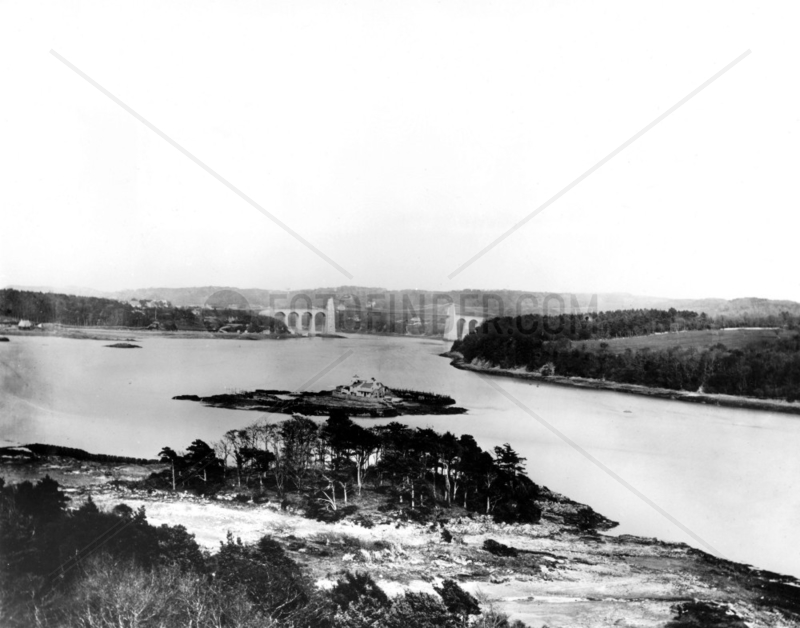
[104,342,142,349]
[174,375,467,417]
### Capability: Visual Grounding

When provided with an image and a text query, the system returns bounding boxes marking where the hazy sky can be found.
[1,1,798,300]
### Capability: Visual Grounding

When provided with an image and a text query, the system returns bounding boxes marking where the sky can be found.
[1,1,799,301]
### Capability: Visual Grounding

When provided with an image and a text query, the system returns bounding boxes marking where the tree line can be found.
[453,313,800,401]
[155,412,541,525]
[457,308,799,345]
[0,289,286,332]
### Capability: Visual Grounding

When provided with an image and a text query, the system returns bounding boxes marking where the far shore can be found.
[446,353,800,416]
[0,324,445,343]
[0,325,344,342]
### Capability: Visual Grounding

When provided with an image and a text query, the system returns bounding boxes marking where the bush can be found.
[384,592,460,628]
[333,594,391,628]
[434,579,480,621]
[666,601,748,627]
[211,533,314,621]
[354,513,375,528]
[574,507,604,532]
[473,608,530,627]
[54,555,275,628]
[483,539,519,557]
[330,571,390,611]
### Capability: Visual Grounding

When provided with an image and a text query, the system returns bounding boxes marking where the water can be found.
[2,333,799,577]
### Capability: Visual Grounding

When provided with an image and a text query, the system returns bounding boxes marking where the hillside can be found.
[7,285,800,319]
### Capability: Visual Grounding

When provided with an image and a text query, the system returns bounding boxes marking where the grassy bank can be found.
[573,327,785,354]
[447,354,800,416]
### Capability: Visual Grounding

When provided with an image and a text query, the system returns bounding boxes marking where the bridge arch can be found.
[314,312,326,334]
[443,303,485,341]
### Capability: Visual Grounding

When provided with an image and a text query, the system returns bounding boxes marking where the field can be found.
[573,327,785,354]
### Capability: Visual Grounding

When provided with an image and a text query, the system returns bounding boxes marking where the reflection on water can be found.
[2,333,799,576]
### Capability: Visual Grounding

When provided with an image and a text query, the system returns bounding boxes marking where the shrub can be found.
[574,507,604,532]
[354,513,375,528]
[483,539,519,557]
[473,608,530,627]
[333,594,391,628]
[384,592,460,628]
[55,555,275,628]
[434,579,480,622]
[330,571,390,611]
[211,533,314,621]
[666,601,748,627]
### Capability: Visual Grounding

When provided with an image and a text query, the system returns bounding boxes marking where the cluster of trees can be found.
[455,309,800,349]
[454,313,800,401]
[0,475,528,627]
[0,289,287,333]
[155,412,541,525]
[456,309,716,346]
[0,289,143,327]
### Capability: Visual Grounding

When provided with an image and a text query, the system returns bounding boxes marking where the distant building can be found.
[334,375,387,399]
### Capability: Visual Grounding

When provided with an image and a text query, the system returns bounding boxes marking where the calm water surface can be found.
[2,334,799,576]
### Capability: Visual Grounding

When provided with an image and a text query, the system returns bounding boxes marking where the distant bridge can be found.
[259,299,484,340]
[260,298,336,336]
[443,303,484,341]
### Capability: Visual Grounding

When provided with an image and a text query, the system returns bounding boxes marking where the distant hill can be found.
[7,285,800,319]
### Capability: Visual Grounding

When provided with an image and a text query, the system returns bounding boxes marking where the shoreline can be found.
[0,325,344,342]
[3,451,800,626]
[446,353,800,416]
[174,387,468,418]
[0,324,429,343]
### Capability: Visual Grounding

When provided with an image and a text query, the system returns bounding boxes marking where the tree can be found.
[493,444,526,478]
[280,415,319,492]
[323,413,379,496]
[159,447,180,491]
[184,440,223,486]
[222,429,252,487]
[438,432,461,506]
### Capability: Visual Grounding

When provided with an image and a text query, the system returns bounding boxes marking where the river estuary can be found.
[2,333,799,577]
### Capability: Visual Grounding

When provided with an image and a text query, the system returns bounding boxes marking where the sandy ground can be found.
[5,456,799,627]
[81,486,798,628]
